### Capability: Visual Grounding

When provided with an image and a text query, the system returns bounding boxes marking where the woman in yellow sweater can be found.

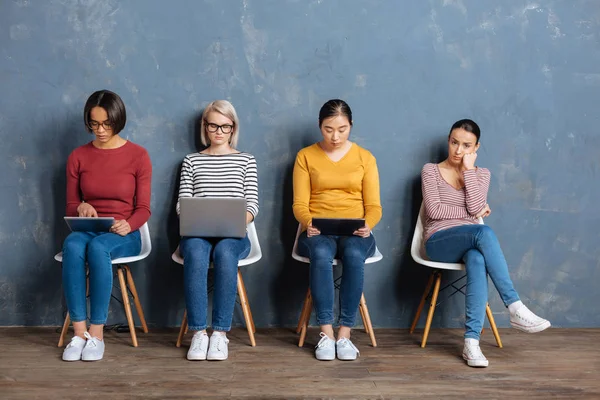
[293,99,382,361]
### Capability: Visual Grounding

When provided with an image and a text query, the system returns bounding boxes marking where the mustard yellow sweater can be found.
[293,143,382,230]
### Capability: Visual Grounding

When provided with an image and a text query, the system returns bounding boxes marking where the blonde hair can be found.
[200,100,240,148]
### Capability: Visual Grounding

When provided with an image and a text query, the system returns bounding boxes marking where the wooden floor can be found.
[1,327,599,399]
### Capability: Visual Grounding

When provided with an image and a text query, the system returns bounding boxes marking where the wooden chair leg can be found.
[124,265,148,333]
[486,303,503,348]
[58,312,71,347]
[236,270,256,347]
[410,272,435,334]
[359,302,369,334]
[296,288,312,334]
[176,310,188,348]
[117,267,138,347]
[359,293,377,347]
[239,270,256,333]
[298,293,313,348]
[421,271,442,348]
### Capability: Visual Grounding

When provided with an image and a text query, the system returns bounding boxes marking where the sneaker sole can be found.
[511,320,551,333]
[462,353,489,368]
[207,355,228,361]
[337,355,358,361]
[187,354,207,361]
[81,356,103,361]
[62,356,82,362]
[315,355,335,361]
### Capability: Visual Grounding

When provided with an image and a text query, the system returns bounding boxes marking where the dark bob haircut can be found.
[318,99,353,127]
[449,119,480,143]
[83,90,127,135]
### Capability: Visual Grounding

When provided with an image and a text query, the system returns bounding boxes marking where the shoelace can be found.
[191,334,207,351]
[66,336,84,349]
[316,332,334,349]
[337,337,360,354]
[211,335,228,351]
[84,332,98,348]
[465,343,485,359]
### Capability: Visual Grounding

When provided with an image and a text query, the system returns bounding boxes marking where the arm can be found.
[463,168,490,216]
[292,152,312,227]
[176,156,194,216]
[244,156,259,224]
[363,156,382,229]
[126,150,152,231]
[421,165,471,220]
[65,152,81,216]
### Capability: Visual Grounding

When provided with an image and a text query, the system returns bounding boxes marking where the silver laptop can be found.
[179,197,247,238]
[64,217,115,232]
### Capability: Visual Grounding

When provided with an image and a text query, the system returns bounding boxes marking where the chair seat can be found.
[54,222,153,265]
[171,222,262,267]
[291,224,383,265]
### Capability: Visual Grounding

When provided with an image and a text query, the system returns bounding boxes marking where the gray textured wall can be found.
[1,0,599,329]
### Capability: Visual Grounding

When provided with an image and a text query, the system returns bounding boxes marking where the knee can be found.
[475,225,496,242]
[212,244,238,266]
[309,243,335,262]
[341,245,364,261]
[181,238,210,261]
[463,249,485,268]
[62,233,87,253]
[86,238,110,261]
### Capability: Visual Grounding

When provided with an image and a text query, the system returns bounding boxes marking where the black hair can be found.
[318,99,353,127]
[449,119,480,143]
[83,90,127,134]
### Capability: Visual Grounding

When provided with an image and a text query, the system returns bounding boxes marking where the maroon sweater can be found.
[66,141,152,231]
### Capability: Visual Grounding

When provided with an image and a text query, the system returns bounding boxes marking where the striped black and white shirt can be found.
[176,152,259,218]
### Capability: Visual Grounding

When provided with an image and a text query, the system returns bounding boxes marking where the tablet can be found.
[64,217,115,232]
[311,218,365,236]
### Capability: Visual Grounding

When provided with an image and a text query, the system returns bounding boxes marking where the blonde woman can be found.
[177,100,259,361]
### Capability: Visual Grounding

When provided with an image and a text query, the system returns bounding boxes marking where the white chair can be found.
[409,203,502,348]
[292,224,383,347]
[55,222,152,348]
[173,221,262,347]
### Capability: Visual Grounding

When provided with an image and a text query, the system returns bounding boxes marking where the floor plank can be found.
[0,327,599,399]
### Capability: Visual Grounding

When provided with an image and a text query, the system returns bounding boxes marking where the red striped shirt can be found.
[421,163,490,242]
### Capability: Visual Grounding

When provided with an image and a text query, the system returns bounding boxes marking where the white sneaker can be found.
[207,333,229,361]
[336,337,360,361]
[62,335,86,361]
[510,305,551,333]
[315,332,336,361]
[81,332,105,361]
[187,331,209,361]
[462,338,489,368]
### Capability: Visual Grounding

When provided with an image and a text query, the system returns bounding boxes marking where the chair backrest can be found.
[138,222,152,258]
[410,202,482,270]
[171,221,262,267]
[291,223,383,265]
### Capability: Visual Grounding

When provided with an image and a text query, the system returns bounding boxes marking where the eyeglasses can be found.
[204,120,234,134]
[88,120,114,130]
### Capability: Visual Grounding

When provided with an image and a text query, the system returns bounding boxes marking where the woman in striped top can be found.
[422,119,550,368]
[177,100,258,361]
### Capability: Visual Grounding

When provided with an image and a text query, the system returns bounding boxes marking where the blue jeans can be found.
[180,235,251,331]
[298,232,376,327]
[425,224,520,340]
[62,230,141,325]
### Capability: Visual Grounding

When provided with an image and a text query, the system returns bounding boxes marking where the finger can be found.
[91,209,98,217]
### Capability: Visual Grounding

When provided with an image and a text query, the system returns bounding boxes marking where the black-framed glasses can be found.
[204,120,234,134]
[88,120,114,130]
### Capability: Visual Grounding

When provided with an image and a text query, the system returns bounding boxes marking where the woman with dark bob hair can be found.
[60,90,152,362]
[293,99,382,361]
[421,119,550,368]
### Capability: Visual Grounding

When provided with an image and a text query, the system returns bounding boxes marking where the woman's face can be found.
[89,107,115,143]
[320,114,351,149]
[204,111,234,146]
[447,128,480,166]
